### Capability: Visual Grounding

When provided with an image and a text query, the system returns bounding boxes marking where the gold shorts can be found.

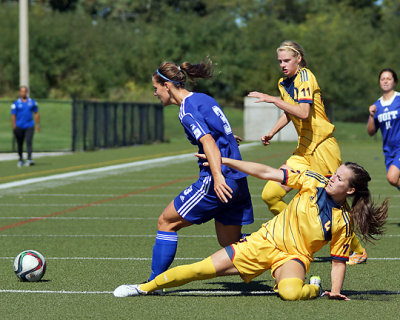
[287,137,341,177]
[229,228,311,283]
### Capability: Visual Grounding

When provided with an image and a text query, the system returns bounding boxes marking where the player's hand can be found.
[213,173,233,203]
[369,104,377,117]
[248,91,276,104]
[261,133,273,146]
[234,135,243,146]
[36,124,40,133]
[195,153,207,163]
[324,291,350,300]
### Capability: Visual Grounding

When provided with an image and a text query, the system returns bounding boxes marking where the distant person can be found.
[248,40,367,265]
[367,68,400,190]
[11,86,40,167]
[115,58,253,290]
[114,157,388,300]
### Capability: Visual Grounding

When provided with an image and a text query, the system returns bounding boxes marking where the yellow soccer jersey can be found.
[278,68,335,155]
[263,169,352,263]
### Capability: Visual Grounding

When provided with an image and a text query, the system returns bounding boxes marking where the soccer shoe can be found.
[25,159,35,166]
[113,284,147,297]
[309,276,324,297]
[347,248,367,265]
[17,160,24,168]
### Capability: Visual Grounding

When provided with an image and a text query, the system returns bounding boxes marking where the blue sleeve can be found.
[181,113,211,142]
[32,99,38,113]
[11,103,17,115]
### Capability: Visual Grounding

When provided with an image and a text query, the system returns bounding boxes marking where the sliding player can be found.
[116,59,253,285]
[114,156,388,300]
[367,68,400,190]
[248,40,367,265]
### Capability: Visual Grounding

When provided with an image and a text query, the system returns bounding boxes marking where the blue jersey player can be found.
[11,86,40,167]
[367,68,400,190]
[115,59,254,291]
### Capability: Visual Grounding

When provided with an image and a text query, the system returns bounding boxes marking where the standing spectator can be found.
[11,86,40,167]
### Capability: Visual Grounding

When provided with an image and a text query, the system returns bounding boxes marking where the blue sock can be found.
[148,231,178,281]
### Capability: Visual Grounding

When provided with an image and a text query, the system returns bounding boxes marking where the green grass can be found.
[0,99,71,152]
[0,137,399,319]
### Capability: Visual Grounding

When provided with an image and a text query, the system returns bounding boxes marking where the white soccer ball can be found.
[14,250,46,282]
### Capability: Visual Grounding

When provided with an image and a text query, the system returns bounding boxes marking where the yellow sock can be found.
[139,257,217,293]
[278,278,319,301]
[261,181,287,216]
[350,233,364,254]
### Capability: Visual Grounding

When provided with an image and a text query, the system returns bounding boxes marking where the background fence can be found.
[71,99,164,151]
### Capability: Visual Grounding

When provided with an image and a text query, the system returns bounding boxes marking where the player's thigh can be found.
[310,137,341,176]
[274,259,306,284]
[214,221,242,247]
[387,164,400,186]
[158,200,193,231]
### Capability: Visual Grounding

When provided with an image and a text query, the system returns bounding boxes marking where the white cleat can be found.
[113,284,146,297]
[309,276,324,297]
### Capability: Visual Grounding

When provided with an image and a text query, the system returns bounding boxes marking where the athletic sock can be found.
[140,257,216,292]
[278,278,319,300]
[261,181,287,216]
[148,231,178,281]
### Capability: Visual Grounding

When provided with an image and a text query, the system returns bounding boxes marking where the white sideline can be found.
[0,142,259,190]
[0,289,276,295]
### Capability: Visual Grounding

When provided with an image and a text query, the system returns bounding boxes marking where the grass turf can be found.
[0,136,399,319]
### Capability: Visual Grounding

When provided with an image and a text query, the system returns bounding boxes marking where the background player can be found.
[367,68,400,190]
[10,86,40,167]
[114,156,388,300]
[116,59,253,288]
[248,40,367,265]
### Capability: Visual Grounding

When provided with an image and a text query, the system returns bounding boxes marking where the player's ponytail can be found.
[153,58,213,88]
[345,162,389,242]
[277,40,307,68]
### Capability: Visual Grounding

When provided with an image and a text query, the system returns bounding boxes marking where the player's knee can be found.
[278,278,303,301]
[386,174,399,187]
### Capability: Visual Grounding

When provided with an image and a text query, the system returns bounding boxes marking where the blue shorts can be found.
[384,150,400,171]
[173,176,253,225]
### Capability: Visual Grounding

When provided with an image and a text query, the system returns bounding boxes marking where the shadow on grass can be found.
[343,290,400,300]
[167,280,277,297]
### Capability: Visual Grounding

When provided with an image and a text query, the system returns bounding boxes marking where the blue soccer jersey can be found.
[179,92,246,179]
[11,98,38,129]
[373,92,400,157]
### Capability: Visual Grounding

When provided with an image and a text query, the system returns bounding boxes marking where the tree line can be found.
[0,0,399,121]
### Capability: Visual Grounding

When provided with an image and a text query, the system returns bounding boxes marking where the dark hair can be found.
[277,40,307,68]
[378,68,398,84]
[345,162,389,243]
[153,58,213,88]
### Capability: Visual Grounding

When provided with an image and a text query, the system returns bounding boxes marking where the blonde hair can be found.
[277,40,307,68]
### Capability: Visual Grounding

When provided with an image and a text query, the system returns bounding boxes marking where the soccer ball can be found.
[14,250,46,282]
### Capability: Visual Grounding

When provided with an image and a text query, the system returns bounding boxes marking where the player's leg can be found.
[148,200,192,281]
[387,164,400,188]
[141,248,238,293]
[214,222,242,247]
[13,127,25,166]
[25,127,34,164]
[261,181,290,216]
[114,248,239,297]
[275,260,320,300]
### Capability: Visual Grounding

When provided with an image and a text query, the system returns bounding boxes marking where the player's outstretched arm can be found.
[324,259,350,301]
[196,154,284,183]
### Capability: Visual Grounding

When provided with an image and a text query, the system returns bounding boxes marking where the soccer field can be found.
[0,141,399,319]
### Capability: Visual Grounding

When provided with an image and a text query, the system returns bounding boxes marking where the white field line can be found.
[0,216,399,221]
[0,289,276,295]
[0,256,399,261]
[0,142,259,190]
[0,234,398,238]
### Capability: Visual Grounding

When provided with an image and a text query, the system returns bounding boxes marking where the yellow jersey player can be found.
[248,40,367,265]
[114,156,388,300]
